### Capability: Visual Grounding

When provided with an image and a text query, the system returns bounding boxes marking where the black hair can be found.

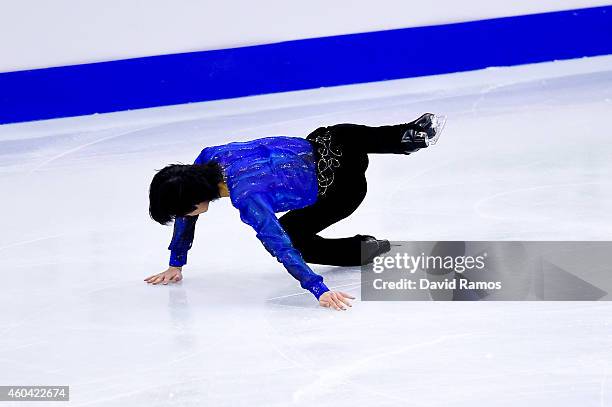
[149,162,224,225]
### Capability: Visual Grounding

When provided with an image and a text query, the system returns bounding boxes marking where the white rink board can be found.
[1,0,610,72]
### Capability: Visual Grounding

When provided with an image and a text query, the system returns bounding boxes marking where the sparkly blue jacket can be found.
[168,136,330,299]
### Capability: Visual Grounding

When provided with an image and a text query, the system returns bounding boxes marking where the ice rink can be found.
[1,56,611,406]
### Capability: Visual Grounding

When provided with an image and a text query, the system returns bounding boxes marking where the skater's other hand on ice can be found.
[319,291,355,311]
[145,267,183,285]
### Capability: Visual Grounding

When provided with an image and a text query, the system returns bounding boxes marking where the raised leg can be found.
[322,113,446,155]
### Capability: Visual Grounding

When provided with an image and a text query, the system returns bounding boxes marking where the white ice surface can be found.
[1,56,612,406]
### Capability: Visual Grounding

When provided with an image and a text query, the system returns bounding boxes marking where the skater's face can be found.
[186,201,209,216]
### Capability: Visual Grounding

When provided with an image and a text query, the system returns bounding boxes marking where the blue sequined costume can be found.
[167,136,330,299]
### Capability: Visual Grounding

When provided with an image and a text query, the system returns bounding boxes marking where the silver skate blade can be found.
[429,114,447,145]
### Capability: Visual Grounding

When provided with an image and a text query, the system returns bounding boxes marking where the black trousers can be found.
[279,123,412,267]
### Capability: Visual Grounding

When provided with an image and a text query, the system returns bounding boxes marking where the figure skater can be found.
[146,114,446,310]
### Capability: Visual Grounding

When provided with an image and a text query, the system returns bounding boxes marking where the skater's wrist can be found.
[169,252,187,268]
[307,281,330,300]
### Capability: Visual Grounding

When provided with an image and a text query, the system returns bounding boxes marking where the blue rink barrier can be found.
[1,5,611,125]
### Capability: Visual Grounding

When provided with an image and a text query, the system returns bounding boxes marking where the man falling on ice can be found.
[147,114,446,310]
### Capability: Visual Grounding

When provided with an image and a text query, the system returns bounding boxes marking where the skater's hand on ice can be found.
[319,291,355,311]
[144,267,183,285]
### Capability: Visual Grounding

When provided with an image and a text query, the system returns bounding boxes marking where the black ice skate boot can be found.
[400,113,447,153]
[359,234,392,265]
